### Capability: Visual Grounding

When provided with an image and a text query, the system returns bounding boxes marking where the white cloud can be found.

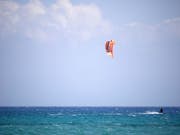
[0,1,20,34]
[119,18,180,46]
[23,0,46,17]
[0,0,111,42]
[161,18,180,39]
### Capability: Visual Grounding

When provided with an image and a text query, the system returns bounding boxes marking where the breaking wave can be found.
[140,111,162,115]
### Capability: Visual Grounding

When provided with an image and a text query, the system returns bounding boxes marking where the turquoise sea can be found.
[0,107,180,135]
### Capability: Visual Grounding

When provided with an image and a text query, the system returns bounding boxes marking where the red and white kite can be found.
[105,40,115,58]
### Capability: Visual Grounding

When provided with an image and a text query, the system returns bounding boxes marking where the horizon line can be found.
[0,105,179,108]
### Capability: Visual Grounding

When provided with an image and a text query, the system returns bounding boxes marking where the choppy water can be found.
[0,107,180,135]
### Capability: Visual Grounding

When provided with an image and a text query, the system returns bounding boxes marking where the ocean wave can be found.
[128,114,136,117]
[140,111,162,115]
[48,113,63,116]
[102,113,122,116]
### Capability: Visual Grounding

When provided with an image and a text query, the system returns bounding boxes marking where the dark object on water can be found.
[159,107,163,113]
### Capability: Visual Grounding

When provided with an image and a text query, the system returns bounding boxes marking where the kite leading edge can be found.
[105,40,115,58]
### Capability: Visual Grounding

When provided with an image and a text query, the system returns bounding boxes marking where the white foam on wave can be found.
[128,113,136,117]
[141,111,162,115]
[103,113,122,116]
[49,113,63,116]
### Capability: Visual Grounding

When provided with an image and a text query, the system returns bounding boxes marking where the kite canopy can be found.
[105,40,115,58]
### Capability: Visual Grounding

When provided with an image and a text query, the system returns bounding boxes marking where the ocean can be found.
[0,107,180,135]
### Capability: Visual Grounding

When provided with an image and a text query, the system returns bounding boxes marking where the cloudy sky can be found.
[0,0,180,106]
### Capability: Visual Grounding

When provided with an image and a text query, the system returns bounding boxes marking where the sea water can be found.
[0,107,180,135]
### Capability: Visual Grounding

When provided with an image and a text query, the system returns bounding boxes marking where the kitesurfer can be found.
[159,107,163,113]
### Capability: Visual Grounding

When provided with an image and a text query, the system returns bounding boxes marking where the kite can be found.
[105,40,115,58]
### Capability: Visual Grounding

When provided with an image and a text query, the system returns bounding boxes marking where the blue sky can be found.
[0,0,180,106]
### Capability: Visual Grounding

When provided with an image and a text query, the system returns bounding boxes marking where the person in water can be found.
[159,107,163,113]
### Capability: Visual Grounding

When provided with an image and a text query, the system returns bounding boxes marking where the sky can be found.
[0,0,180,106]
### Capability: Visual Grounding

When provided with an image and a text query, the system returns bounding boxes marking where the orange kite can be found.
[105,40,115,58]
